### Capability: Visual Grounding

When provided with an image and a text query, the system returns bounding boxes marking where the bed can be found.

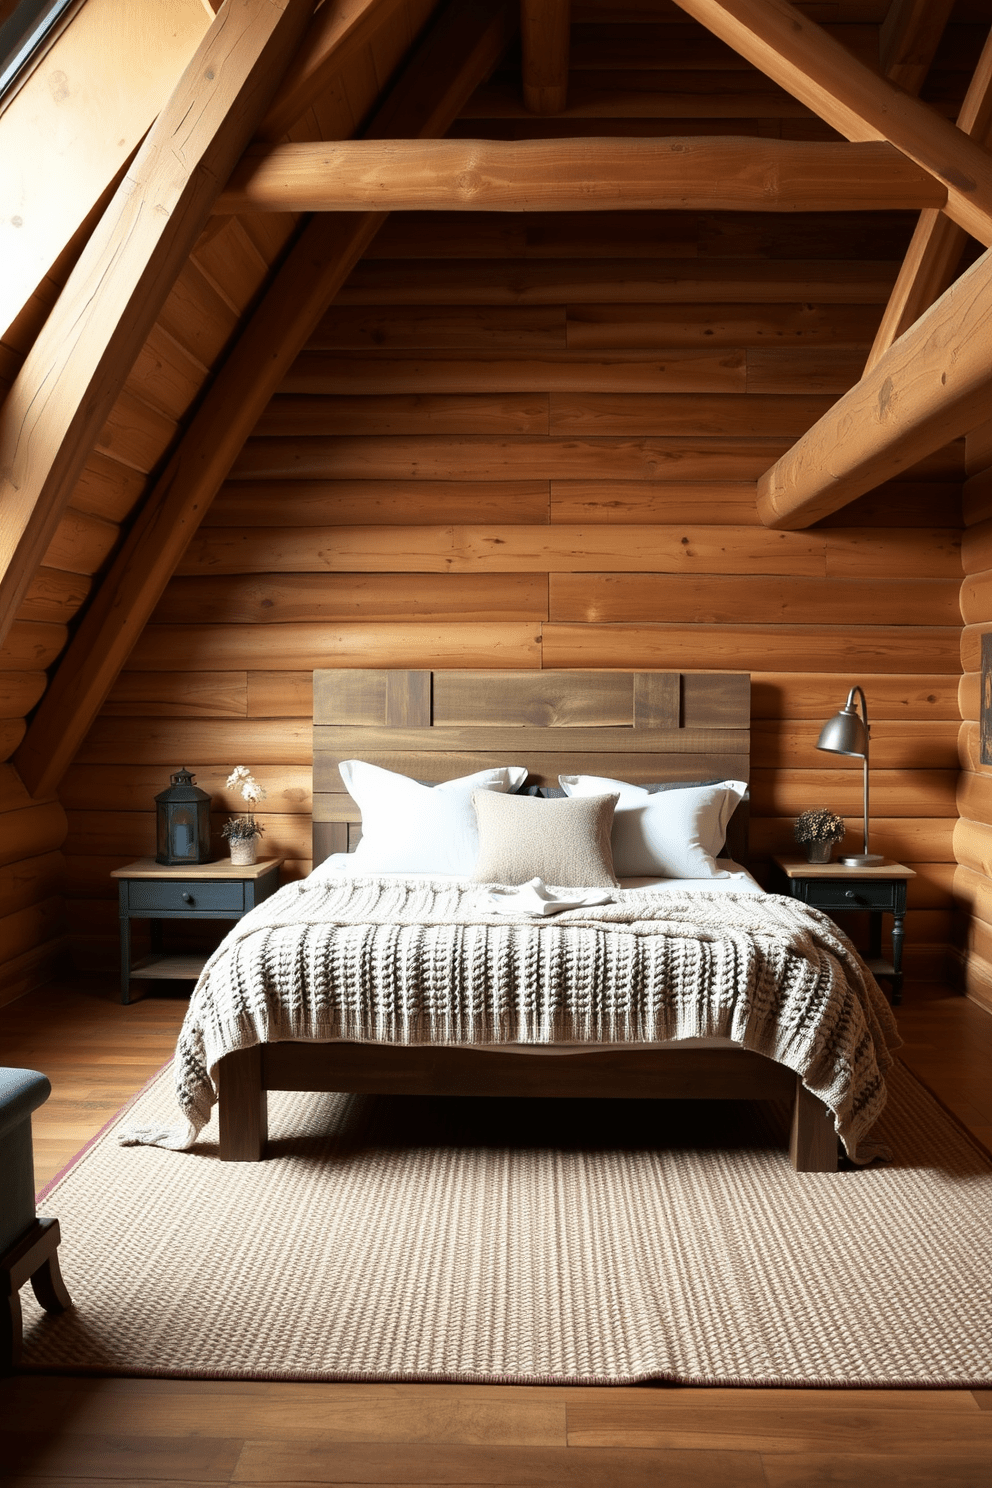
[191,668,899,1174]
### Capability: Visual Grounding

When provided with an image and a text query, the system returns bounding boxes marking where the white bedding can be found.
[312,853,764,897]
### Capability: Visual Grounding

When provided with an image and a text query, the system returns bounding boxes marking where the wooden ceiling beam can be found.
[0,0,315,651]
[215,136,942,213]
[521,0,570,114]
[756,243,992,530]
[255,0,415,143]
[14,0,515,801]
[879,0,956,95]
[865,26,992,375]
[668,0,992,245]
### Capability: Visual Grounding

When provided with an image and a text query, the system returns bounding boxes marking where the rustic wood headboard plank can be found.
[312,668,750,867]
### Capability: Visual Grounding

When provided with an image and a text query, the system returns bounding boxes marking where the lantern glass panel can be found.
[155,769,212,865]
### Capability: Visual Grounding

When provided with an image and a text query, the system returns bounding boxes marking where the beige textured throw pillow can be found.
[471,790,619,887]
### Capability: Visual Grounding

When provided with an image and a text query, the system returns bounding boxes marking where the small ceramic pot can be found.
[229,838,258,866]
[805,840,834,864]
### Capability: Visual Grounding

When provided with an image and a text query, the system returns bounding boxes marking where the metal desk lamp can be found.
[815,685,883,867]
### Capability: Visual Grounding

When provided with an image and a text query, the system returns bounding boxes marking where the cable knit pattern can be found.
[120,876,900,1162]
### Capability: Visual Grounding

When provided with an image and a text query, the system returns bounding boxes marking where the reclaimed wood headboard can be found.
[312,669,750,868]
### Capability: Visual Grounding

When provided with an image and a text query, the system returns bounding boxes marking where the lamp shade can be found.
[816,703,868,758]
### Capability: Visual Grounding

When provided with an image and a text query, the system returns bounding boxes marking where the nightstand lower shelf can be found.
[129,954,209,982]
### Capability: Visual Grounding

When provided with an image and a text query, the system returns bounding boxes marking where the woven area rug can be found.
[20,1060,992,1387]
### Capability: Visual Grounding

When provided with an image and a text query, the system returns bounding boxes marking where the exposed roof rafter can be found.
[879,0,956,95]
[756,242,992,530]
[0,0,315,650]
[668,0,992,245]
[521,0,570,114]
[866,24,992,375]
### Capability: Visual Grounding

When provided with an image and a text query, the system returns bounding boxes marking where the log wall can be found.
[955,416,992,1012]
[61,202,965,972]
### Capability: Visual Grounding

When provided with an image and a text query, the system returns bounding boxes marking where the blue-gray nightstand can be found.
[111,858,283,1004]
[773,856,915,1005]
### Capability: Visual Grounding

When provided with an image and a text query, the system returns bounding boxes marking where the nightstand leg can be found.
[891,912,905,1006]
[119,915,131,1005]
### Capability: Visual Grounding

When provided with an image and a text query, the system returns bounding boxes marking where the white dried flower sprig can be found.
[222,766,267,842]
[226,766,267,806]
[794,807,846,845]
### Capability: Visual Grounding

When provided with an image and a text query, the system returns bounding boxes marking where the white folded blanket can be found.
[485,877,614,916]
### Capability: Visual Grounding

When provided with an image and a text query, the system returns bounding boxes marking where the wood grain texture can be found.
[522,0,571,113]
[667,0,992,243]
[0,0,314,647]
[152,573,550,624]
[216,136,942,214]
[758,243,992,528]
[206,479,551,525]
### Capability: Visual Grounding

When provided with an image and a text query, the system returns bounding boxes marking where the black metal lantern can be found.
[155,768,211,865]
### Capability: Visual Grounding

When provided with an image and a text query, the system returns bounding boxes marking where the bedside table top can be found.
[773,855,915,880]
[111,858,284,880]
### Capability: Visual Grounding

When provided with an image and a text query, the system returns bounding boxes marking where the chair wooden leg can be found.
[0,1217,72,1371]
[789,1076,839,1172]
[218,1046,268,1161]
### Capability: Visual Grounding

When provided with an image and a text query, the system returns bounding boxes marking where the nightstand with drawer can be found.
[111,858,283,1004]
[772,857,915,1005]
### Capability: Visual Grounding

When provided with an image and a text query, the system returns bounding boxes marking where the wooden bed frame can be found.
[216,668,839,1172]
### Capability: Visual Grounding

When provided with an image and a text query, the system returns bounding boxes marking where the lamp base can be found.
[838,853,884,867]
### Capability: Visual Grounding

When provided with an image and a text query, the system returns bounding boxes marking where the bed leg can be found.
[789,1075,838,1173]
[218,1047,268,1161]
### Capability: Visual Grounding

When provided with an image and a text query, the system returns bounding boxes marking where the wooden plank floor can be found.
[1,974,991,1486]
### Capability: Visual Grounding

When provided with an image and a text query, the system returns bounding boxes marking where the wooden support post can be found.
[757,243,992,529]
[521,0,570,114]
[865,27,992,375]
[218,1048,268,1162]
[668,0,992,245]
[789,1077,838,1173]
[215,136,942,216]
[14,0,515,801]
[0,0,315,650]
[879,0,956,95]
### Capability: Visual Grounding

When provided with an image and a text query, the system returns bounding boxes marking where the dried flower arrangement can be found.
[793,807,845,846]
[221,766,267,843]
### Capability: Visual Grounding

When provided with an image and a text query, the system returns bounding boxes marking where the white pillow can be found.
[558,775,746,879]
[338,760,527,875]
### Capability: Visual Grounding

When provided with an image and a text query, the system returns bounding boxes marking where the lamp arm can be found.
[852,684,871,857]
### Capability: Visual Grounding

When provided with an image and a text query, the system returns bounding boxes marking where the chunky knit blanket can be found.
[120,875,901,1162]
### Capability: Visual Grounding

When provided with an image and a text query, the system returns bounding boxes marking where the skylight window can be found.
[0,0,78,108]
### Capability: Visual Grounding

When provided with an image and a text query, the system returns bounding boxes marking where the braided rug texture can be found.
[22,1062,992,1385]
[118,876,899,1162]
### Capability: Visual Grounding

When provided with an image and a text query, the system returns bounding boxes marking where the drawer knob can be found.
[182,892,194,904]
[845,890,856,899]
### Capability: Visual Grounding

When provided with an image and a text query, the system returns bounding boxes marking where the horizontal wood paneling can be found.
[206,480,551,526]
[283,351,750,394]
[550,574,960,626]
[541,624,960,673]
[152,575,550,625]
[177,525,959,578]
[230,435,795,481]
[335,259,899,305]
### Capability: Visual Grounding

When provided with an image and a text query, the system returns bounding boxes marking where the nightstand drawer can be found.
[126,879,245,914]
[800,880,899,913]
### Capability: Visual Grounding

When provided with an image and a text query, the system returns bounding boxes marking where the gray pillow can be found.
[471,790,619,888]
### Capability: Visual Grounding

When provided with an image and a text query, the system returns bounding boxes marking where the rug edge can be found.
[36,1058,174,1206]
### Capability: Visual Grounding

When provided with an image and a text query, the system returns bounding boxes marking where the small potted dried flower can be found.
[222,766,267,865]
[794,807,846,865]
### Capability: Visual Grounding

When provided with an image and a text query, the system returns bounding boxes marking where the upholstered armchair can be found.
[1,1067,71,1369]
